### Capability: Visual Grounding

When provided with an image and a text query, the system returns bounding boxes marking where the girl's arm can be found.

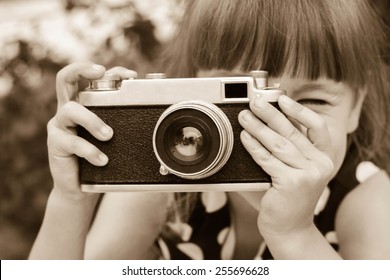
[260,223,341,259]
[261,170,390,260]
[84,192,169,260]
[29,62,139,259]
[30,190,168,260]
[336,170,390,259]
[29,189,99,259]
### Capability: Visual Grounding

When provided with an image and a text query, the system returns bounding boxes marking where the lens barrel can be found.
[153,100,234,180]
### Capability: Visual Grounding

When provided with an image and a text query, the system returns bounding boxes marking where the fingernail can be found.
[98,153,108,164]
[92,64,105,71]
[100,126,112,137]
[241,110,253,122]
[254,97,267,109]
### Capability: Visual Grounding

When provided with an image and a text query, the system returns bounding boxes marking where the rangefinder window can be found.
[224,83,248,99]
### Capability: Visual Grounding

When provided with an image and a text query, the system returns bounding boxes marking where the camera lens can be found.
[153,100,233,180]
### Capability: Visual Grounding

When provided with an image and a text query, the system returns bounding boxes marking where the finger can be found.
[239,110,307,168]
[56,61,106,109]
[240,130,288,178]
[54,101,113,141]
[278,95,332,154]
[287,117,307,137]
[250,96,318,159]
[49,129,109,166]
[106,66,137,79]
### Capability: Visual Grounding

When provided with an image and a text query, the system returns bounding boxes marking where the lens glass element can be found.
[172,127,204,161]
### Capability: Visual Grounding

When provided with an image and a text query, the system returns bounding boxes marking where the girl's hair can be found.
[161,0,390,172]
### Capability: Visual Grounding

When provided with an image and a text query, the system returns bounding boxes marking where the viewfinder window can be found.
[224,83,248,98]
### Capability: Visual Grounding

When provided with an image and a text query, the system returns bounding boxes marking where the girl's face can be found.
[270,75,366,176]
[198,70,366,177]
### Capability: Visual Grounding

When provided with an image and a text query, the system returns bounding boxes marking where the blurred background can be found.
[0,0,389,259]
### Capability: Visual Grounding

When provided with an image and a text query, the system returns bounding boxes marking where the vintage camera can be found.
[77,70,285,192]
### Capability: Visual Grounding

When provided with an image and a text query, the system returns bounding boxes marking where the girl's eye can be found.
[298,99,329,106]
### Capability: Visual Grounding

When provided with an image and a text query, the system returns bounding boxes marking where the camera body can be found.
[78,71,285,192]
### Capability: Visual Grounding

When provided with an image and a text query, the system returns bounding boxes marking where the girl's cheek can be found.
[327,128,348,177]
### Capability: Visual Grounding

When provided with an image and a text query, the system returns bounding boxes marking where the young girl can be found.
[29,0,390,259]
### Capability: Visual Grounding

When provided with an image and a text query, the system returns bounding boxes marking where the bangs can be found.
[177,0,386,87]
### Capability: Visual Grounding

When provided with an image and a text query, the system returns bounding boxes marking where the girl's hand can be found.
[47,61,137,201]
[238,95,335,238]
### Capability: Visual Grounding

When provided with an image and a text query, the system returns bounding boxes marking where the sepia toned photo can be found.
[1,0,390,261]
